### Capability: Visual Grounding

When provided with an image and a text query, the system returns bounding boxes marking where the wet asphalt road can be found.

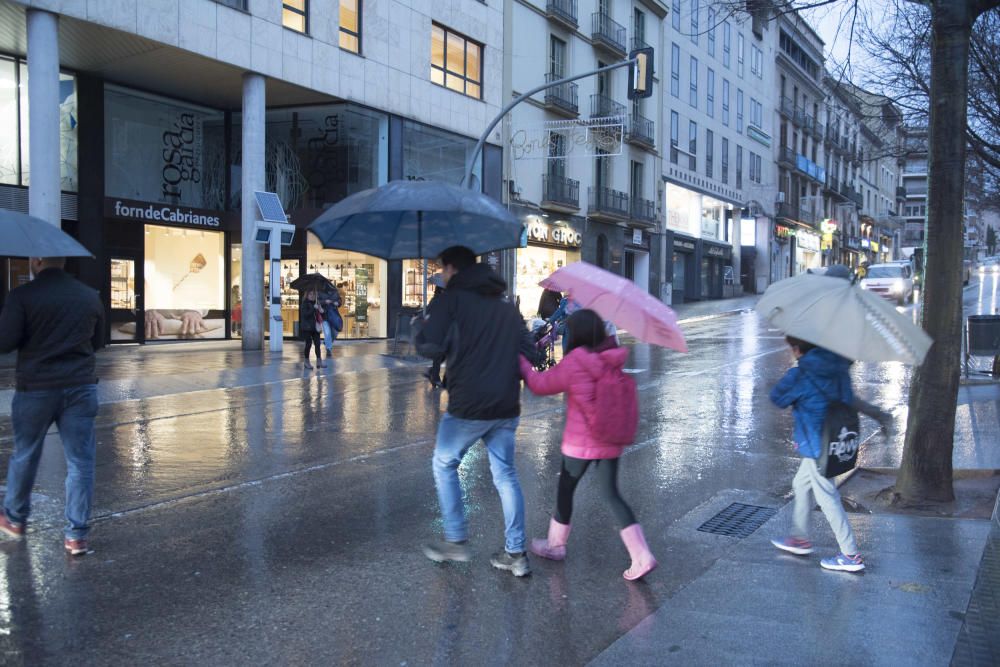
[0,275,997,665]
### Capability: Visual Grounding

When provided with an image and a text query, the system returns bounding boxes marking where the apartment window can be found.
[671,43,680,97]
[706,129,714,178]
[670,111,679,164]
[721,137,729,184]
[751,44,763,78]
[283,0,307,33]
[749,97,762,128]
[737,33,745,77]
[708,9,716,56]
[690,0,699,44]
[736,88,744,133]
[550,35,567,77]
[689,56,698,108]
[706,68,715,118]
[549,132,567,177]
[689,120,697,170]
[722,79,730,126]
[339,0,361,53]
[634,9,646,44]
[722,22,731,68]
[672,0,681,30]
[431,24,483,99]
[631,161,644,199]
[736,145,743,188]
[749,151,762,184]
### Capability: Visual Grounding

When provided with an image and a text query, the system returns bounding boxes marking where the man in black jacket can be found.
[0,257,104,556]
[416,246,530,577]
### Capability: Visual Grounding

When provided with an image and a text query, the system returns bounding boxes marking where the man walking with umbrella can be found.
[416,246,531,577]
[0,257,104,556]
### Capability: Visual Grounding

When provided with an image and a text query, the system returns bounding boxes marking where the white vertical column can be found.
[241,73,266,351]
[26,9,61,227]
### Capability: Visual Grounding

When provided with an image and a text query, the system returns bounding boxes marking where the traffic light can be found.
[628,47,654,100]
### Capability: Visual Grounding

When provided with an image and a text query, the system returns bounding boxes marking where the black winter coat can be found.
[300,298,321,334]
[416,264,526,421]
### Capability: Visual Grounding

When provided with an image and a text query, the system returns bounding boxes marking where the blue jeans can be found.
[322,319,338,351]
[432,413,525,553]
[4,385,98,540]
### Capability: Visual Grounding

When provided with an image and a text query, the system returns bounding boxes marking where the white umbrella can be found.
[756,273,932,365]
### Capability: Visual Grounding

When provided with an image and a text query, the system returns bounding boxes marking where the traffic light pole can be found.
[460,56,641,191]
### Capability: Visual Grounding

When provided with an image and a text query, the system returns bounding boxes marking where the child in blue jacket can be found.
[769,336,865,572]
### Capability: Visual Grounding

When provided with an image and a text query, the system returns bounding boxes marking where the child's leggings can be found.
[554,455,636,527]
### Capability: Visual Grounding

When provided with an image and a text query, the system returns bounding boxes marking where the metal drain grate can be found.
[697,502,778,538]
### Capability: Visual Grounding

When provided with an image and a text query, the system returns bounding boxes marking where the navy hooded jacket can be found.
[770,347,854,458]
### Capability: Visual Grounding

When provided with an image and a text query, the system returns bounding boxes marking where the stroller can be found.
[530,315,564,371]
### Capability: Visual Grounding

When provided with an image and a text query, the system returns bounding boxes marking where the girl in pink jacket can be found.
[519,309,657,580]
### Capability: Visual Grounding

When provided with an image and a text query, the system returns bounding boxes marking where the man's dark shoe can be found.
[423,540,471,563]
[490,550,531,577]
[64,538,88,556]
[0,515,24,539]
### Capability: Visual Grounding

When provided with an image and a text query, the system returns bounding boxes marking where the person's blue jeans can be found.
[4,385,98,540]
[322,319,338,351]
[432,413,525,553]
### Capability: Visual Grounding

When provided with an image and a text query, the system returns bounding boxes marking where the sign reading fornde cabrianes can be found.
[105,198,234,229]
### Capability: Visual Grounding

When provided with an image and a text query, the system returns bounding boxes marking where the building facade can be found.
[0,0,504,344]
[506,0,667,319]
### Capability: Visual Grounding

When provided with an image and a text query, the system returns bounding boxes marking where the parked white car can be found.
[860,263,915,305]
[979,256,1000,273]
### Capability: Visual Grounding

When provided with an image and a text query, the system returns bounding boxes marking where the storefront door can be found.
[109,255,144,343]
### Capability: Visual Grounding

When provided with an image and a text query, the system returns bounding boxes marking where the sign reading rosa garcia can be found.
[161,113,202,203]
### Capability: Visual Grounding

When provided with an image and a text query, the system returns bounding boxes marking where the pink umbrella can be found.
[541,262,688,352]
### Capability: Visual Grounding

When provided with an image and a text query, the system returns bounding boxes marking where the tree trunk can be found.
[896,1,977,503]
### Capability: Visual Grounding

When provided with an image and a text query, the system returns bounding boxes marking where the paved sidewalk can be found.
[591,383,1000,667]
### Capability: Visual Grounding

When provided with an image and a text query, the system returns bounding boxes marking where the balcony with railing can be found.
[826,175,840,193]
[544,73,579,117]
[588,186,630,220]
[794,106,808,128]
[776,201,799,221]
[848,187,864,207]
[626,113,655,150]
[630,197,656,226]
[778,146,797,168]
[779,96,795,119]
[592,12,627,57]
[591,93,626,119]
[546,0,578,30]
[541,173,580,211]
[812,121,824,140]
[896,186,908,200]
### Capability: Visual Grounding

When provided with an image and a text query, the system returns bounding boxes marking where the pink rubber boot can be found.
[620,524,658,580]
[530,518,571,561]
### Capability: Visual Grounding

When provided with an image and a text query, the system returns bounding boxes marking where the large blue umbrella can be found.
[0,209,93,258]
[307,180,521,260]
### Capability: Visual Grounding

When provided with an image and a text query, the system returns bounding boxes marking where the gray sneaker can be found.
[490,550,531,577]
[423,540,471,563]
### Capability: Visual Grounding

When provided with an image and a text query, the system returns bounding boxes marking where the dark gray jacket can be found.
[0,268,104,391]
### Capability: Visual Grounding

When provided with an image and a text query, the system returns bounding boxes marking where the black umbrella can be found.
[289,272,336,294]
[0,209,93,258]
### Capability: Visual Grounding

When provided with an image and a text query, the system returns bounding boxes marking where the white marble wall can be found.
[19,0,503,141]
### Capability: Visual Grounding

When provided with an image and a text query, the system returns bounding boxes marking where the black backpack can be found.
[803,373,861,478]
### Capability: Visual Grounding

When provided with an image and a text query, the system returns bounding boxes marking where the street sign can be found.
[628,47,654,100]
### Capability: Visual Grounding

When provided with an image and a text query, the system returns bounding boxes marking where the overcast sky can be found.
[804,0,879,75]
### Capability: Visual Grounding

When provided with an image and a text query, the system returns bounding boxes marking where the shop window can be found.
[105,86,225,209]
[340,0,361,53]
[0,57,77,191]
[135,225,225,341]
[517,242,579,321]
[403,259,442,309]
[402,119,480,184]
[306,235,388,338]
[431,23,483,100]
[283,0,308,33]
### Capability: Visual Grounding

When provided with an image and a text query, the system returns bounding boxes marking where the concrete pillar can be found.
[240,73,266,351]
[26,9,61,227]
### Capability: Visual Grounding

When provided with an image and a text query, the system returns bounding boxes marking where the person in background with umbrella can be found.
[519,309,657,581]
[416,246,531,578]
[0,257,104,556]
[423,273,447,388]
[320,284,343,360]
[300,289,326,370]
[769,337,865,573]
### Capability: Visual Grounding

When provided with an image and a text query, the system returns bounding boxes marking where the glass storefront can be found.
[517,245,579,321]
[307,235,387,338]
[0,57,77,190]
[105,86,225,209]
[402,120,480,185]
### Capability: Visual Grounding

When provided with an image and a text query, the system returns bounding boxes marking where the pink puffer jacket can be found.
[520,346,632,460]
